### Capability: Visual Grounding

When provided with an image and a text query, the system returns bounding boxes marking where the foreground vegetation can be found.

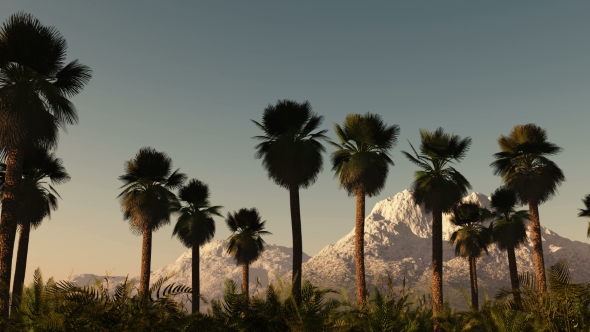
[0,259,588,331]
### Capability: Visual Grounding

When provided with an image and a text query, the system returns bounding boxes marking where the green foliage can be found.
[252,99,328,189]
[225,208,271,266]
[118,147,186,235]
[491,123,565,205]
[329,113,400,197]
[578,194,590,238]
[402,127,472,213]
[448,202,492,260]
[171,178,222,249]
[4,260,590,331]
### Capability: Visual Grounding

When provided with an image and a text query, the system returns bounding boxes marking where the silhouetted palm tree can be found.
[118,147,186,296]
[225,208,270,302]
[329,113,399,305]
[402,128,471,328]
[0,12,91,314]
[252,100,327,301]
[448,202,492,311]
[171,179,222,313]
[578,194,590,238]
[489,186,529,304]
[0,147,69,312]
[491,124,564,293]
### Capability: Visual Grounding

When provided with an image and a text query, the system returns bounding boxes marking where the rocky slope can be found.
[74,190,590,309]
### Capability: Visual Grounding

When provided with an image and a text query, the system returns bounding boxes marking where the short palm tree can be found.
[0,147,69,312]
[578,194,590,238]
[448,202,492,311]
[329,113,399,305]
[491,124,565,293]
[402,128,472,325]
[171,179,222,313]
[118,147,186,296]
[225,208,271,301]
[489,186,529,304]
[0,13,91,314]
[252,100,327,301]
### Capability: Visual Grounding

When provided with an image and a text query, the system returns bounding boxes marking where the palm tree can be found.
[118,147,186,296]
[402,128,472,326]
[225,208,271,302]
[252,99,327,301]
[448,202,492,311]
[0,147,69,312]
[578,194,590,238]
[0,13,91,314]
[329,113,399,305]
[489,186,529,304]
[171,179,222,313]
[491,124,565,293]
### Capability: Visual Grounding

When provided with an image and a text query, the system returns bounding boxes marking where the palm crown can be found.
[118,147,186,234]
[0,147,69,226]
[225,208,271,266]
[490,124,565,205]
[330,113,400,197]
[0,12,92,149]
[252,100,328,189]
[402,128,472,212]
[490,187,529,250]
[172,179,223,248]
[578,194,590,238]
[449,202,492,259]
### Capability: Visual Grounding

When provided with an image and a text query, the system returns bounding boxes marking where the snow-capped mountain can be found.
[302,190,590,308]
[74,190,590,309]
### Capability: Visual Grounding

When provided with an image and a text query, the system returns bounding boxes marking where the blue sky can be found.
[2,1,590,282]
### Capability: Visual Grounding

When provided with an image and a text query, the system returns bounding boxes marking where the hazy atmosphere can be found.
[2,0,589,285]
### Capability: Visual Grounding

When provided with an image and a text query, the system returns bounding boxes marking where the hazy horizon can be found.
[2,1,589,283]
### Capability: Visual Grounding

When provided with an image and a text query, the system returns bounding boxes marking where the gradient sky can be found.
[2,1,590,283]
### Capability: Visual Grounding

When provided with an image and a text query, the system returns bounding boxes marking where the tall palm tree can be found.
[0,147,69,312]
[448,202,492,311]
[489,186,529,304]
[252,99,327,301]
[118,147,186,296]
[491,124,565,293]
[171,179,222,313]
[329,113,399,305]
[225,208,271,301]
[402,128,472,327]
[0,13,91,314]
[578,194,590,238]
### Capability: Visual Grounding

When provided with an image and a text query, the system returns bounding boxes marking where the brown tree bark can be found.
[355,192,367,305]
[506,243,522,305]
[289,184,302,303]
[469,256,479,311]
[139,228,152,297]
[528,202,547,293]
[11,221,31,314]
[431,201,443,332]
[0,147,25,318]
[192,236,200,314]
[242,263,249,300]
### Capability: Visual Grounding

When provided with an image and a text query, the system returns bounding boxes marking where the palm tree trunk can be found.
[528,202,547,293]
[506,243,522,305]
[0,147,25,318]
[11,221,31,314]
[355,192,367,305]
[139,228,152,297]
[432,201,443,331]
[242,263,249,299]
[192,237,200,314]
[289,184,302,303]
[469,256,479,311]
